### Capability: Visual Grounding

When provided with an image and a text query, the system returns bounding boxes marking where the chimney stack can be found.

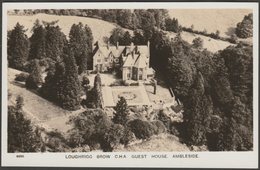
[107,41,110,49]
[147,40,150,48]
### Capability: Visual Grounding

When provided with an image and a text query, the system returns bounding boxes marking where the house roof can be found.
[134,55,147,68]
[93,42,150,68]
[123,54,136,67]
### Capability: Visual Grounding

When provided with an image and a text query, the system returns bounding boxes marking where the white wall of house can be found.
[93,50,104,71]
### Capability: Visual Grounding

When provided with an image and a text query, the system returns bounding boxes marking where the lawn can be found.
[102,85,152,107]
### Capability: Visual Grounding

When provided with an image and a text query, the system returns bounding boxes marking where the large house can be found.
[92,41,155,81]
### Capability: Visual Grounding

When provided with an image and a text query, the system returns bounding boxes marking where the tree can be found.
[69,22,93,74]
[58,45,81,110]
[192,37,203,50]
[182,72,213,145]
[68,109,112,150]
[93,73,103,108]
[116,9,132,29]
[120,31,132,46]
[29,19,46,60]
[8,96,42,152]
[113,97,129,125]
[220,45,253,105]
[147,9,169,30]
[45,22,67,62]
[133,29,145,45]
[165,17,179,33]
[167,36,196,100]
[109,27,125,45]
[215,30,220,39]
[25,59,43,89]
[8,22,29,70]
[134,9,156,31]
[230,34,238,44]
[40,61,65,103]
[236,13,253,38]
[81,75,90,92]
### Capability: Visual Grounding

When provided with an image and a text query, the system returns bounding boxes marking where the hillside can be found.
[7,13,133,46]
[168,9,252,38]
[8,13,235,53]
[8,68,82,133]
[167,31,233,53]
[115,133,190,152]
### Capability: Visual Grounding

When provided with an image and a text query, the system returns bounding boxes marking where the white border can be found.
[2,2,259,168]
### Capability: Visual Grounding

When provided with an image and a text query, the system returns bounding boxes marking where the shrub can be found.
[44,130,70,152]
[128,119,156,140]
[151,120,166,134]
[15,73,29,82]
[120,127,135,146]
[103,124,125,152]
[110,79,124,86]
[68,109,112,150]
[229,34,238,44]
[192,37,203,50]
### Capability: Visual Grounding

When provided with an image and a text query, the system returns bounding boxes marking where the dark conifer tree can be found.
[8,22,29,70]
[29,19,46,60]
[93,73,103,108]
[58,45,81,110]
[120,31,132,46]
[25,59,43,89]
[113,97,129,125]
[69,22,93,74]
[8,96,42,152]
[40,61,65,103]
[45,23,67,62]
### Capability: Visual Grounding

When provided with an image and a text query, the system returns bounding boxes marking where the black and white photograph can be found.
[1,1,259,169]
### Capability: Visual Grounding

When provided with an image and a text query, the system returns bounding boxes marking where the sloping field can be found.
[8,13,236,53]
[7,13,133,45]
[8,68,82,133]
[167,31,233,53]
[168,9,252,37]
[115,133,190,152]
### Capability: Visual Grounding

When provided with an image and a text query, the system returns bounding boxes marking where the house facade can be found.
[92,41,155,81]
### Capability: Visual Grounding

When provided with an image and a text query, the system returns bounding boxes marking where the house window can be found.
[139,74,142,80]
[105,58,108,62]
[97,59,101,63]
[114,58,119,63]
[127,73,131,79]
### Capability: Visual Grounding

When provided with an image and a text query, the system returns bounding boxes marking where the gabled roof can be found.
[123,54,136,67]
[134,54,147,68]
[93,42,150,68]
[109,46,125,58]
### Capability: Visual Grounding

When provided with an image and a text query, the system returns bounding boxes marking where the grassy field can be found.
[8,68,82,133]
[8,13,133,46]
[166,31,233,53]
[168,9,252,38]
[8,13,241,53]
